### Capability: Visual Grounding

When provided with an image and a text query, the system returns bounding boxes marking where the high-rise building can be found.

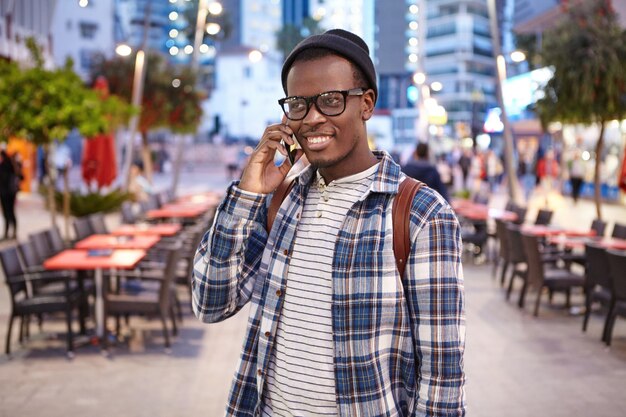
[418,0,497,129]
[0,0,57,65]
[51,0,115,80]
[116,0,170,53]
[282,0,309,27]
[310,0,375,50]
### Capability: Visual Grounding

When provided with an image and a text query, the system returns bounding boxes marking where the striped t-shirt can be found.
[262,163,379,416]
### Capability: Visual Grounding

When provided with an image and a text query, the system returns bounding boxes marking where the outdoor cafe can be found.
[0,189,220,357]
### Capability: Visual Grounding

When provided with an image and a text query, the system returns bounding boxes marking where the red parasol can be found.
[82,76,117,188]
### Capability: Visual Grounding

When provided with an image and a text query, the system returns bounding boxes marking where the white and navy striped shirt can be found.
[263,164,380,416]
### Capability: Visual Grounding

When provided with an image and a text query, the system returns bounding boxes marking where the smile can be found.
[306,136,332,145]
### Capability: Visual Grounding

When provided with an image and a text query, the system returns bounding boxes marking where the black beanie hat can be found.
[281,29,377,103]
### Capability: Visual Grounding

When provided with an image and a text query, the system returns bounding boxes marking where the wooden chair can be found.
[520,232,585,317]
[610,223,626,239]
[103,242,182,350]
[88,213,109,234]
[581,243,613,339]
[0,246,83,356]
[534,209,553,225]
[73,217,94,241]
[604,250,626,346]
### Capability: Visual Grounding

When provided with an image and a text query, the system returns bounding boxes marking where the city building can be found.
[310,0,375,48]
[0,0,57,65]
[204,45,284,139]
[51,0,115,80]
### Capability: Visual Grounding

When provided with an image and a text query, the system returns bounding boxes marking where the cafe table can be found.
[111,223,182,237]
[44,249,146,342]
[521,225,598,238]
[146,203,210,220]
[548,236,626,251]
[74,234,160,250]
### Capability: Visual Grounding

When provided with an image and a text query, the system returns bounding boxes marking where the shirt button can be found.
[264,331,270,338]
[276,289,282,297]
[316,210,322,218]
[283,249,289,256]
[257,369,263,376]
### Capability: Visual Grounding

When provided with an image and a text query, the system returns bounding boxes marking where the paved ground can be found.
[0,163,625,417]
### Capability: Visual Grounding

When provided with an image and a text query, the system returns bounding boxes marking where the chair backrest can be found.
[88,213,108,234]
[495,219,510,261]
[506,224,526,264]
[590,219,607,237]
[606,250,626,300]
[120,201,137,224]
[18,240,43,268]
[520,232,544,289]
[156,191,170,208]
[473,193,489,205]
[535,209,553,225]
[0,245,28,297]
[611,223,626,239]
[29,231,55,261]
[584,243,611,290]
[73,217,94,240]
[512,206,527,225]
[158,243,183,312]
[45,226,66,254]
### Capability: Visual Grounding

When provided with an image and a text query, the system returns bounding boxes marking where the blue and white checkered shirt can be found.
[192,151,466,416]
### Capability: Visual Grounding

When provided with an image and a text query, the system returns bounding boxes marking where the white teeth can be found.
[307,136,331,144]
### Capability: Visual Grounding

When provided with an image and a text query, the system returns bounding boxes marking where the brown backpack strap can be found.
[392,177,423,278]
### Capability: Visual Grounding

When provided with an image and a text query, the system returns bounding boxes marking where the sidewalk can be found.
[0,168,625,416]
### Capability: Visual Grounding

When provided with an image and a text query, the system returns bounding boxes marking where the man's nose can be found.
[303,102,327,125]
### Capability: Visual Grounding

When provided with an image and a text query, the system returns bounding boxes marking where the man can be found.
[402,142,450,201]
[192,29,466,416]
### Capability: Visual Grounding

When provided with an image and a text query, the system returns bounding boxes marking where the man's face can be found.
[285,54,375,180]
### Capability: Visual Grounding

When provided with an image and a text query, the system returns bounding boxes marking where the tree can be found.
[0,38,129,234]
[535,0,626,219]
[90,53,203,183]
[276,17,324,58]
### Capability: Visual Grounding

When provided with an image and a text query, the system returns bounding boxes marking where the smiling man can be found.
[192,29,466,417]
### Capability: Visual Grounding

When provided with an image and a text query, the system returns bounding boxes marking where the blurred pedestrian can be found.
[536,149,560,202]
[568,149,585,203]
[0,149,20,239]
[518,150,536,203]
[402,142,450,201]
[128,161,152,202]
[458,148,472,189]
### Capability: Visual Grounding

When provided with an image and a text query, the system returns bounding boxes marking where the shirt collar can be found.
[295,150,403,195]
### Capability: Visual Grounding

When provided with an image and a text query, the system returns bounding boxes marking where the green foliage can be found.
[535,1,626,128]
[0,38,130,145]
[51,188,132,217]
[90,52,203,134]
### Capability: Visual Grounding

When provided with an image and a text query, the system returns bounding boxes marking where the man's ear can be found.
[361,89,375,121]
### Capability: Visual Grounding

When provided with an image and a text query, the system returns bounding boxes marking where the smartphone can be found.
[283,135,300,165]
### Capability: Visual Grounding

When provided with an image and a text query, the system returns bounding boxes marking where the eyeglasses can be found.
[278,88,366,121]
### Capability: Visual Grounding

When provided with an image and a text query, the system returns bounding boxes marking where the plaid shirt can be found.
[192,151,466,417]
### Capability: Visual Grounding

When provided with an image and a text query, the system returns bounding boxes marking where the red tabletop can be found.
[522,225,597,238]
[548,236,626,250]
[111,223,182,236]
[176,192,222,205]
[454,202,517,222]
[146,205,208,219]
[74,234,160,250]
[44,249,146,270]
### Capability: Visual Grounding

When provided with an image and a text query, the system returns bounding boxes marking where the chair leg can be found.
[506,271,515,301]
[500,262,509,287]
[5,315,15,355]
[169,307,178,336]
[518,277,529,308]
[160,315,170,348]
[605,312,618,346]
[18,317,24,343]
[582,295,592,332]
[602,300,616,343]
[534,287,543,317]
[565,289,571,308]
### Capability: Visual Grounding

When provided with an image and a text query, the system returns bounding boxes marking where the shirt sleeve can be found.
[191,182,269,323]
[405,199,466,416]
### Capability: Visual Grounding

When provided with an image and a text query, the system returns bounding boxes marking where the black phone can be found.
[283,135,300,165]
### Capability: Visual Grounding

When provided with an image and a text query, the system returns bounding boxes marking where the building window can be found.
[243,66,251,78]
[79,49,98,70]
[79,22,98,39]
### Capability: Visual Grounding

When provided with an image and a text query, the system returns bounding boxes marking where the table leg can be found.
[94,268,104,338]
